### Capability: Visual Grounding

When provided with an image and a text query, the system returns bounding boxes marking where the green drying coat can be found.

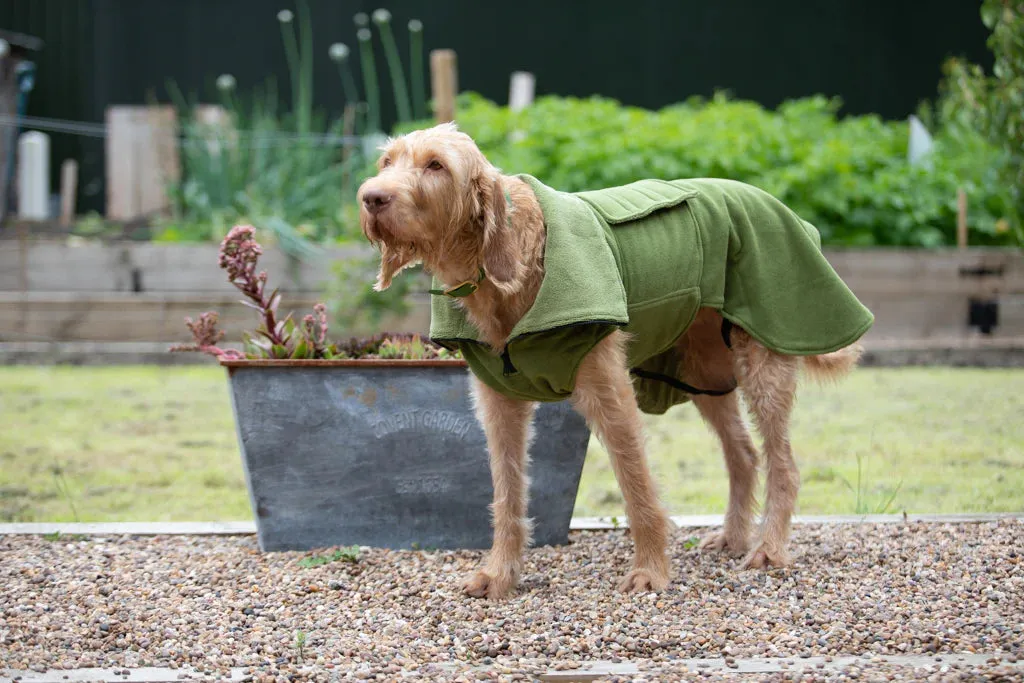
[430,174,874,414]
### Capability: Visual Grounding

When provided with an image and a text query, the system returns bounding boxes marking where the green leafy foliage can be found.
[298,546,360,567]
[160,78,363,254]
[325,252,415,332]
[41,531,86,542]
[158,2,427,253]
[332,333,457,360]
[437,91,1020,247]
[934,0,1024,243]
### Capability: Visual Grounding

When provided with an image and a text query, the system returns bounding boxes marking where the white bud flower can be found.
[277,9,293,23]
[408,19,422,32]
[357,28,372,42]
[329,43,350,62]
[216,74,236,92]
[372,8,391,24]
[353,12,369,27]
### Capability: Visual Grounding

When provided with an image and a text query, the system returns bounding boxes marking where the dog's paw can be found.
[740,542,792,570]
[616,566,670,593]
[463,569,516,599]
[699,529,750,557]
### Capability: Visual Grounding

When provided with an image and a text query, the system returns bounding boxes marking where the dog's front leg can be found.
[571,332,672,592]
[464,375,537,599]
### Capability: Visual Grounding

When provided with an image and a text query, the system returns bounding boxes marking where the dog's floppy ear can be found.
[479,177,523,292]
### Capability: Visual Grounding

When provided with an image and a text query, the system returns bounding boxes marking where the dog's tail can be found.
[801,343,863,385]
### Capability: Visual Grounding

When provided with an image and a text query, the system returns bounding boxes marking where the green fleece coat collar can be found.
[428,174,629,344]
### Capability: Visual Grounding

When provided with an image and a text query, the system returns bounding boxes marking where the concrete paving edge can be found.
[0,513,1021,537]
[2,653,1022,682]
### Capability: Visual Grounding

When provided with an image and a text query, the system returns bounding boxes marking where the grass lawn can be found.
[1,366,1022,523]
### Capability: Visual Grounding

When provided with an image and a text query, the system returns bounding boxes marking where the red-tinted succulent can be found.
[172,225,456,360]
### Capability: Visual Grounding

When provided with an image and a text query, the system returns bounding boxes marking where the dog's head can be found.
[357,122,521,293]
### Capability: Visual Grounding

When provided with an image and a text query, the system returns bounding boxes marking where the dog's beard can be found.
[363,209,454,292]
[374,241,419,291]
[362,213,416,291]
[361,213,390,248]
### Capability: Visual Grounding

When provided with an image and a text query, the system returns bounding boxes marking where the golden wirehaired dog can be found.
[358,122,865,599]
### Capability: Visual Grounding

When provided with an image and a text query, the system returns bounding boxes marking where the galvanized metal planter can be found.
[221,359,591,552]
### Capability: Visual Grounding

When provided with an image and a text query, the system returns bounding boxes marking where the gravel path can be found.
[1,520,1022,681]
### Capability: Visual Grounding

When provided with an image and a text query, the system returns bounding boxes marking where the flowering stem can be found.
[177,226,340,360]
[219,226,289,348]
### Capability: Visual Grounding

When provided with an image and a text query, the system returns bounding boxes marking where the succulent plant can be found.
[172,226,458,361]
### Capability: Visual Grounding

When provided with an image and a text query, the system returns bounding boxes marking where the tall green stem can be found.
[338,63,360,109]
[408,20,426,120]
[357,28,381,133]
[354,102,369,137]
[330,44,361,108]
[295,0,314,136]
[373,10,412,123]
[277,9,301,122]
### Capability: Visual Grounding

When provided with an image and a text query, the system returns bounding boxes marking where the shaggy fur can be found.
[358,123,862,599]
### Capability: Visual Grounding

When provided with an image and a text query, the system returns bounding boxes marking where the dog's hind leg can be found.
[674,309,760,558]
[732,331,800,568]
[694,392,759,557]
[572,331,672,593]
[464,376,537,599]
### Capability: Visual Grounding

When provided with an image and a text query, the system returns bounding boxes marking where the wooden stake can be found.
[430,49,458,124]
[341,104,357,167]
[508,71,535,144]
[60,159,78,227]
[17,131,50,221]
[957,188,968,249]
[106,105,179,220]
[508,71,535,112]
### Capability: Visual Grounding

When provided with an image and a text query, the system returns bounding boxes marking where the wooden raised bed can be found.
[1,240,1022,347]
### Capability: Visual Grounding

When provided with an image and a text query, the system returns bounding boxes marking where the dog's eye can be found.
[426,160,444,171]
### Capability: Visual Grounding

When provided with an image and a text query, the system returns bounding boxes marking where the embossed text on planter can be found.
[371,409,474,440]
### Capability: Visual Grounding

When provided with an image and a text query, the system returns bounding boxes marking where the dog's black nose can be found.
[362,190,393,214]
